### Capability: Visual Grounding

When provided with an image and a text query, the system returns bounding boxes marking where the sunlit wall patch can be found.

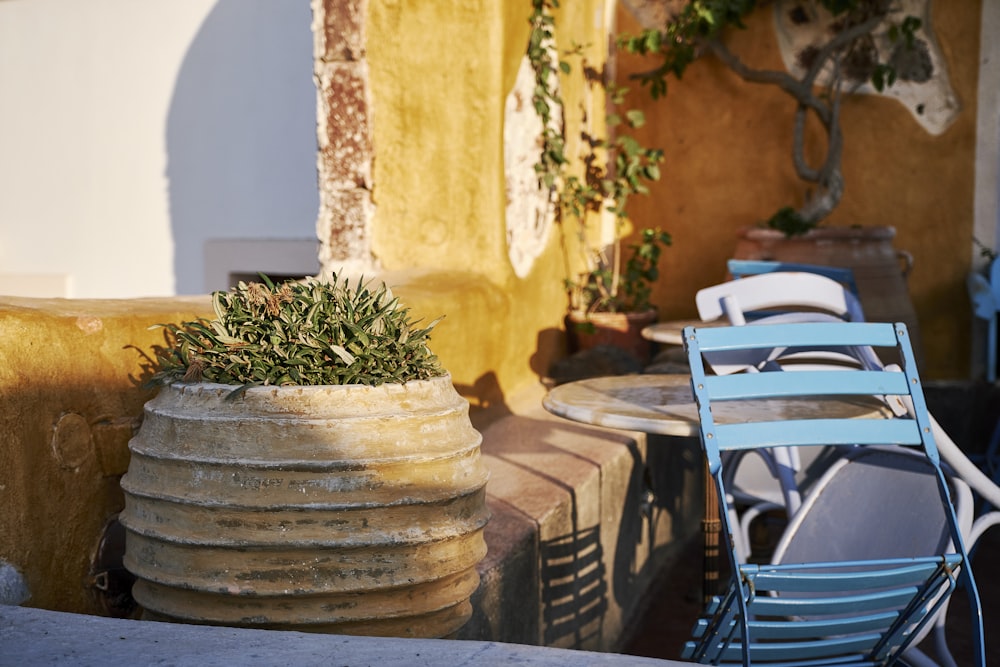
[504,54,561,279]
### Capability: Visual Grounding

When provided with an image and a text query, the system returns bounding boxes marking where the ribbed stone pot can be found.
[119,374,489,638]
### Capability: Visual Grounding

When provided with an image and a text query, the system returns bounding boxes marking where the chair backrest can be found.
[696,272,865,325]
[681,321,985,666]
[727,259,860,297]
[695,273,875,375]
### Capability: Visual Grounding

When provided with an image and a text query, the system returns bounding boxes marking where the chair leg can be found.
[988,315,997,383]
[985,418,1000,492]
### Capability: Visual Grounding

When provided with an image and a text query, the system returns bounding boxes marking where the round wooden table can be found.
[542,373,892,602]
[641,318,729,346]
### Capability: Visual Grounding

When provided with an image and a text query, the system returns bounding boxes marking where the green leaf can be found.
[625,109,645,128]
[329,344,356,366]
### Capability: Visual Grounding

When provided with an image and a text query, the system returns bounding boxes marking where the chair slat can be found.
[699,609,902,644]
[688,322,900,352]
[746,587,923,617]
[741,557,957,593]
[703,370,909,401]
[683,642,878,667]
[718,634,883,663]
[713,419,923,451]
[748,612,899,640]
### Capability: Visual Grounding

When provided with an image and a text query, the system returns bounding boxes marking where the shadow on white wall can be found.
[166,0,319,294]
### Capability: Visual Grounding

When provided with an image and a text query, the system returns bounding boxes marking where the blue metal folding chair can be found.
[681,321,985,666]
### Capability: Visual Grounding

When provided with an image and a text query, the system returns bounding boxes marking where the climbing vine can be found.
[529,0,670,314]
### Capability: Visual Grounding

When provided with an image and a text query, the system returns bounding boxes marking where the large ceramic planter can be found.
[566,308,658,364]
[733,225,923,363]
[119,374,489,638]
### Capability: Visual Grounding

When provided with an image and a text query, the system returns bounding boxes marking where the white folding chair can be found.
[693,272,880,559]
[696,271,865,326]
[726,258,860,297]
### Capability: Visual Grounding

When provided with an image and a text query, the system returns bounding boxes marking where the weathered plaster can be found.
[773,0,960,136]
[974,1,1000,267]
[504,55,558,279]
[313,0,377,275]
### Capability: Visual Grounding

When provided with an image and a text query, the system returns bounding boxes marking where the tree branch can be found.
[791,106,820,182]
[799,12,887,89]
[706,38,833,128]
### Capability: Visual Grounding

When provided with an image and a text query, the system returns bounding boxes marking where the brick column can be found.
[312,0,377,274]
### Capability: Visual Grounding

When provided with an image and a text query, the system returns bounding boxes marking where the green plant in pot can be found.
[119,274,490,638]
[530,0,671,364]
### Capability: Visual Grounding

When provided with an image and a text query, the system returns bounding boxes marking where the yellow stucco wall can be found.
[366,1,983,382]
[0,297,212,613]
[616,2,982,380]
[365,0,610,403]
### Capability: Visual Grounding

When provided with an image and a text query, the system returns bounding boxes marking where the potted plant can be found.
[118,274,490,638]
[530,0,671,364]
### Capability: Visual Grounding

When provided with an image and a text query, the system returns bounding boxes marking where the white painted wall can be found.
[0,0,318,298]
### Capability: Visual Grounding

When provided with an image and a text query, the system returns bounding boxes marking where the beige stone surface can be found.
[2,605,691,666]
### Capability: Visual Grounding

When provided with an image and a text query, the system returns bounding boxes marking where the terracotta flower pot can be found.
[565,308,658,364]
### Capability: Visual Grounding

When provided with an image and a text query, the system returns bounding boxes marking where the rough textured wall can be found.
[0,297,212,614]
[617,2,981,379]
[350,0,607,402]
[314,0,375,272]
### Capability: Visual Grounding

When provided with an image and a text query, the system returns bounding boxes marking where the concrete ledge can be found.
[461,383,702,651]
[0,606,691,666]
